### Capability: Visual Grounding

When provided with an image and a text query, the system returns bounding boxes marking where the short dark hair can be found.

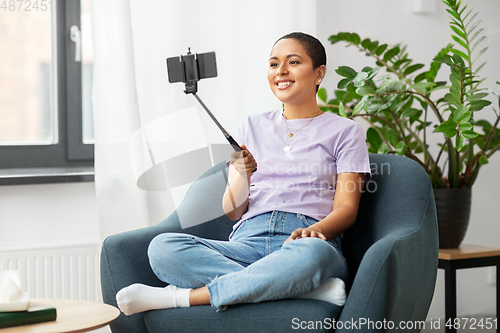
[274,32,327,69]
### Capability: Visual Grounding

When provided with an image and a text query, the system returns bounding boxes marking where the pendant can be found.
[288,133,293,137]
[284,145,291,152]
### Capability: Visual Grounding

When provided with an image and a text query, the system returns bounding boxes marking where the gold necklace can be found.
[282,109,320,152]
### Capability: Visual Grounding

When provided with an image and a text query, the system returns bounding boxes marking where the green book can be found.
[0,304,57,329]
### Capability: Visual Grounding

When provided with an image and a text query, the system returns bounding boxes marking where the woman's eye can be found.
[270,63,278,68]
[290,60,299,65]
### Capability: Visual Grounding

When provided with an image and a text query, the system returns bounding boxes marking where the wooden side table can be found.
[0,299,120,333]
[438,244,500,333]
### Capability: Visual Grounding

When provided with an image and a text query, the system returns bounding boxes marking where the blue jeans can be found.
[148,211,348,310]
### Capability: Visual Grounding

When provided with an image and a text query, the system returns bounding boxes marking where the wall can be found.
[316,0,500,319]
[0,182,100,250]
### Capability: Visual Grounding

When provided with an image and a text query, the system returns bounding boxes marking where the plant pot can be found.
[434,188,472,249]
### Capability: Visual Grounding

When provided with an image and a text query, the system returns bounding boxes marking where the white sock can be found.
[297,277,346,306]
[116,283,191,315]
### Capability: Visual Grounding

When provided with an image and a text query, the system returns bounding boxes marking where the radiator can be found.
[0,243,101,302]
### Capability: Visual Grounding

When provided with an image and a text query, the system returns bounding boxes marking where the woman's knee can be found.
[148,233,192,270]
[283,237,345,271]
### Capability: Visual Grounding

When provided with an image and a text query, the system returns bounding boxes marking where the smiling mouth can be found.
[277,81,294,89]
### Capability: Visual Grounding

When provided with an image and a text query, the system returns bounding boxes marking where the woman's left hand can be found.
[285,228,327,243]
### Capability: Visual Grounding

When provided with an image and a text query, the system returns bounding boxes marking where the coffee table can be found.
[0,299,120,333]
[438,244,500,333]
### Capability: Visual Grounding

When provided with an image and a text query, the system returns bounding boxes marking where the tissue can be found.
[0,270,29,311]
[0,271,23,303]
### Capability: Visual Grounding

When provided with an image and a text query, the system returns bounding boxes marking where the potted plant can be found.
[318,0,500,248]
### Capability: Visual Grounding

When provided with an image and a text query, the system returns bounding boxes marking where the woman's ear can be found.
[316,65,327,84]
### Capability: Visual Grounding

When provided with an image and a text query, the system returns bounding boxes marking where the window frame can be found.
[0,0,94,172]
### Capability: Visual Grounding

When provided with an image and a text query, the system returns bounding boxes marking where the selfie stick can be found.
[191,93,242,152]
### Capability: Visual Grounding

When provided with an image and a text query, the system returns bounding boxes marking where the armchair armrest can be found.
[338,154,439,332]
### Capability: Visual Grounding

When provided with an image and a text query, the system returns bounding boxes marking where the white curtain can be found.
[91,0,319,239]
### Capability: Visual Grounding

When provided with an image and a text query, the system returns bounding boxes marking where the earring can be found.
[317,79,322,83]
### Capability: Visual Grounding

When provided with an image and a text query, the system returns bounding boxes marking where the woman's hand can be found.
[285,227,327,243]
[230,144,257,178]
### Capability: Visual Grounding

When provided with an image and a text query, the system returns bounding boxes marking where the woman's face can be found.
[268,38,324,106]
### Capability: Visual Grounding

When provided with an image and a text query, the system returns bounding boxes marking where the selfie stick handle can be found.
[192,93,242,152]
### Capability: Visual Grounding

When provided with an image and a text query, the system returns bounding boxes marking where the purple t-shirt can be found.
[230,109,371,234]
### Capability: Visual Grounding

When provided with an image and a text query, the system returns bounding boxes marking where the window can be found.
[0,0,94,180]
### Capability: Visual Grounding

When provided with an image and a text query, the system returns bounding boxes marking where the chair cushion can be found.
[144,299,342,333]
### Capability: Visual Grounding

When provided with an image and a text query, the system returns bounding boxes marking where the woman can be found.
[116,32,371,314]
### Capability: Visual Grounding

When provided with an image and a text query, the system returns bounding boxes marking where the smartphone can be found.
[166,51,217,83]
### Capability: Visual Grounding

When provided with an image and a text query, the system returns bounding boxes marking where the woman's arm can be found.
[286,172,366,242]
[222,145,257,221]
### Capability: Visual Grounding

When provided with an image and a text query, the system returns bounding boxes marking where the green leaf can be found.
[462,130,479,139]
[479,154,489,165]
[369,41,379,52]
[383,46,400,62]
[410,82,437,94]
[471,36,486,53]
[374,44,387,56]
[414,72,427,83]
[458,123,473,131]
[451,35,468,49]
[353,72,369,88]
[470,28,485,43]
[475,119,492,134]
[361,38,372,49]
[450,71,462,89]
[433,55,454,65]
[468,19,481,35]
[338,102,347,117]
[353,95,369,115]
[446,8,461,22]
[456,134,465,152]
[450,25,467,40]
[367,67,381,80]
[336,66,358,79]
[386,128,398,147]
[356,86,376,96]
[366,127,382,150]
[453,105,470,123]
[466,92,489,101]
[445,93,461,106]
[403,63,425,76]
[376,78,399,94]
[377,143,389,154]
[395,142,407,155]
[468,99,492,112]
[473,47,489,63]
[350,33,361,45]
[337,78,351,89]
[329,34,342,44]
[434,120,458,138]
[317,88,327,103]
[393,59,411,71]
[451,48,469,61]
[401,108,420,119]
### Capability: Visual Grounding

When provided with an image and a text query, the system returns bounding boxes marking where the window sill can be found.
[0,166,94,186]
